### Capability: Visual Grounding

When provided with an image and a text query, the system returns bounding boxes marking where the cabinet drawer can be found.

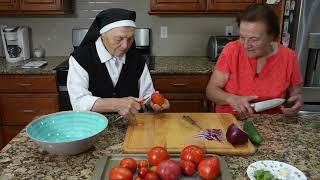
[0,94,59,125]
[153,75,209,93]
[0,75,57,93]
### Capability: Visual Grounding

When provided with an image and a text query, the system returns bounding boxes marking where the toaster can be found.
[207,35,239,61]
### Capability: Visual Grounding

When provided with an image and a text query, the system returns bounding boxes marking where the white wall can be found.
[0,0,239,56]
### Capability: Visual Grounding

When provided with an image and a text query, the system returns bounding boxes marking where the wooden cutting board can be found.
[122,113,256,156]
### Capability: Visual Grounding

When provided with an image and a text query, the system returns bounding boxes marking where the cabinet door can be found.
[0,94,59,125]
[0,0,19,11]
[20,0,60,11]
[18,0,73,14]
[2,125,23,146]
[164,93,208,112]
[150,0,206,12]
[207,0,262,13]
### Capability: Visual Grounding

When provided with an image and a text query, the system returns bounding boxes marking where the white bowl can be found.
[26,111,108,155]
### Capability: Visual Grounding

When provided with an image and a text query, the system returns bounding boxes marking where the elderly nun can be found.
[67,8,169,120]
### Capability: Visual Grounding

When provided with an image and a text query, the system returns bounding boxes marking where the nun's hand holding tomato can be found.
[149,91,170,112]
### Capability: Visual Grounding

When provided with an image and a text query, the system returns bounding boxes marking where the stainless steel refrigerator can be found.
[290,0,320,112]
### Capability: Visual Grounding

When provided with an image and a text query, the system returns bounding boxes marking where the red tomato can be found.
[151,92,165,106]
[147,146,169,166]
[180,145,205,166]
[109,167,133,180]
[145,172,160,180]
[134,177,143,180]
[198,157,220,180]
[138,167,149,178]
[138,160,149,169]
[120,157,137,172]
[179,160,196,176]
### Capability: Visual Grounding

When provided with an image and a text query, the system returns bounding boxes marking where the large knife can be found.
[250,98,285,112]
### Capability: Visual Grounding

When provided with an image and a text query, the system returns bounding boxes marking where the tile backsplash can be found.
[0,0,238,56]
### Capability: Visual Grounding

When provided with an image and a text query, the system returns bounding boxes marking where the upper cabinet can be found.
[207,0,263,13]
[0,0,19,11]
[0,0,73,15]
[150,0,207,13]
[149,0,263,14]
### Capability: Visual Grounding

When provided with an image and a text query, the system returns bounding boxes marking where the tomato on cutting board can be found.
[147,146,170,166]
[198,157,220,180]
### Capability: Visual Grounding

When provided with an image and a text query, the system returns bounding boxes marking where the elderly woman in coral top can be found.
[206,4,303,116]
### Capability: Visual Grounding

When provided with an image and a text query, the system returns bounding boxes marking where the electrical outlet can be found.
[160,26,168,38]
[226,26,233,36]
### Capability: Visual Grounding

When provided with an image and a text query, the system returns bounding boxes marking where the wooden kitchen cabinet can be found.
[152,74,210,112]
[0,0,19,11]
[149,0,263,14]
[0,0,73,15]
[0,74,59,149]
[150,0,206,13]
[207,0,263,13]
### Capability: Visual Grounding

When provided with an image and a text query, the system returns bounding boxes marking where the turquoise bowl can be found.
[26,111,108,155]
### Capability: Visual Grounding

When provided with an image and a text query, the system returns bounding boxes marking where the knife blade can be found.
[182,115,202,129]
[250,98,285,112]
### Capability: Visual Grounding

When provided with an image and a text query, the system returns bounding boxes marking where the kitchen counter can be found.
[0,114,319,179]
[0,57,66,74]
[151,56,214,74]
[0,56,214,75]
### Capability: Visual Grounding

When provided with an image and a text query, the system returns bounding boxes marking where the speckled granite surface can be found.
[0,57,67,74]
[0,56,214,75]
[151,56,214,74]
[0,114,319,179]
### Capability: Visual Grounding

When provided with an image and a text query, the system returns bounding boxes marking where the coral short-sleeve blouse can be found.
[214,40,303,114]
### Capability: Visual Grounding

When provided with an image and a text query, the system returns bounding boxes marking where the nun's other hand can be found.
[150,99,170,112]
[114,97,141,120]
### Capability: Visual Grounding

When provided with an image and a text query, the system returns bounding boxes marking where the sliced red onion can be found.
[194,129,223,141]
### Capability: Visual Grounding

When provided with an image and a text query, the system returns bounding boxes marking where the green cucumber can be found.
[243,121,263,145]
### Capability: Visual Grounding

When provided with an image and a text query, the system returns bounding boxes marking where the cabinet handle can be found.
[22,109,35,113]
[170,83,187,87]
[19,83,32,87]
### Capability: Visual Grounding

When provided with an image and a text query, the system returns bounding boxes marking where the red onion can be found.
[156,160,181,180]
[226,124,248,145]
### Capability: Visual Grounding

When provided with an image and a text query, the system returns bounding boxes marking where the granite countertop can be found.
[0,57,67,75]
[0,114,319,179]
[0,56,214,75]
[151,56,214,74]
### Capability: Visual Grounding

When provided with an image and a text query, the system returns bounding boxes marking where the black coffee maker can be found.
[134,28,154,70]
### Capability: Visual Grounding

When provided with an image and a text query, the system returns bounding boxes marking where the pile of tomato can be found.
[109,145,220,180]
